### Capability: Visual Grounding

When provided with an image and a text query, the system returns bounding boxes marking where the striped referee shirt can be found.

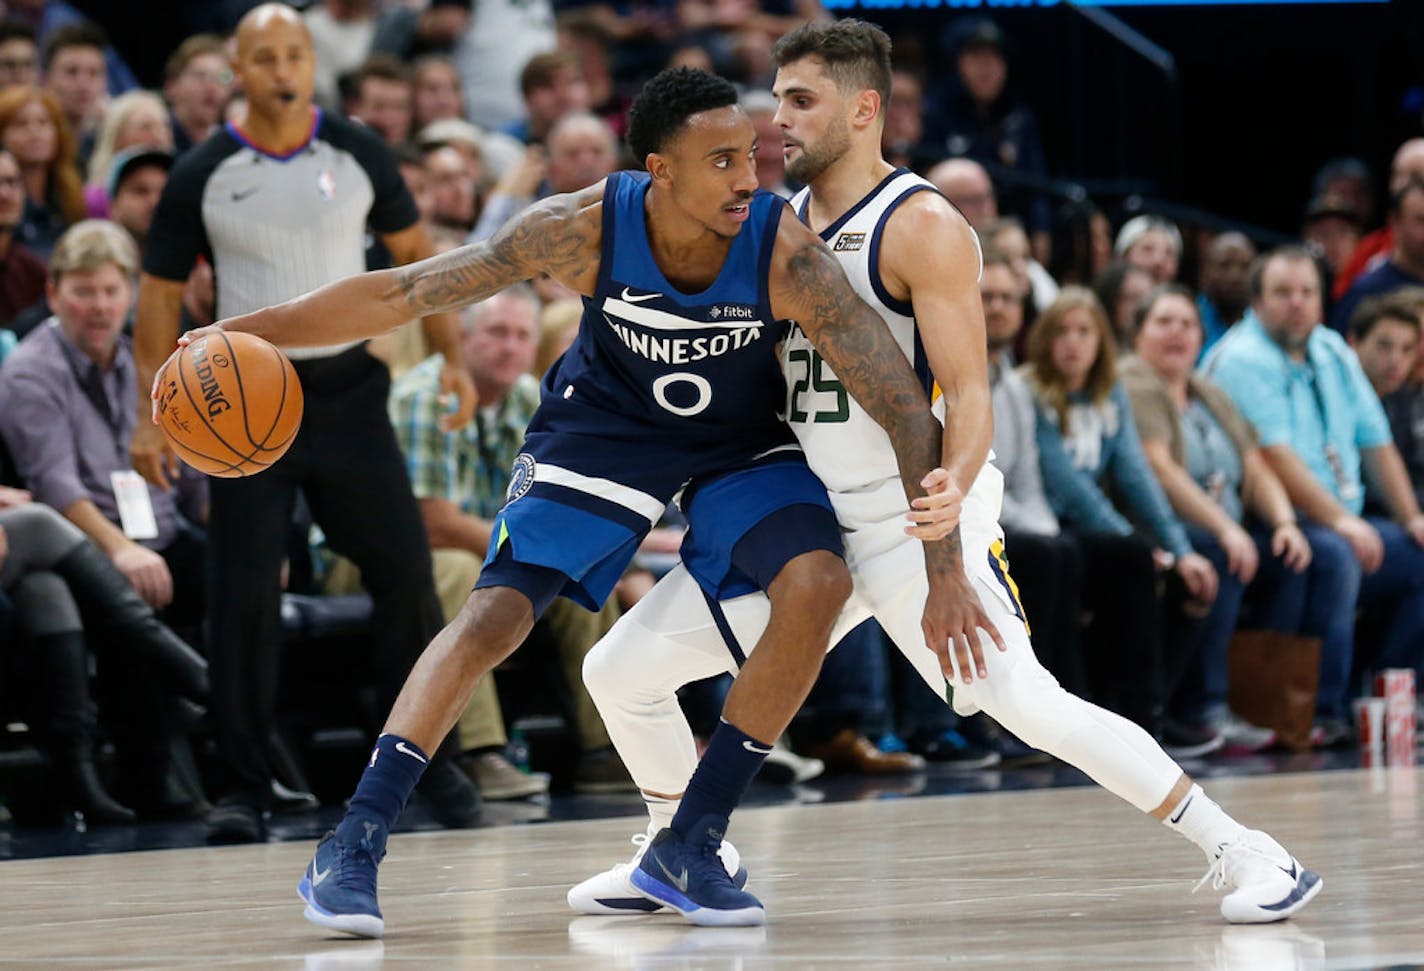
[143,109,418,360]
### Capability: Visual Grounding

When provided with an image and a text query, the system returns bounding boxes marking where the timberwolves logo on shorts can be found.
[506,453,536,505]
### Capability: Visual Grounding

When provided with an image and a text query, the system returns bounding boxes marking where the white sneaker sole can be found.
[1222,870,1323,924]
[628,867,764,927]
[298,875,385,938]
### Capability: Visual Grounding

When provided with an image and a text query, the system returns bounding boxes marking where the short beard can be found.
[785,115,851,185]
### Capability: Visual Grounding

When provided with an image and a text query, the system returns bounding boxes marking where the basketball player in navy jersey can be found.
[568,19,1321,928]
[175,67,1002,936]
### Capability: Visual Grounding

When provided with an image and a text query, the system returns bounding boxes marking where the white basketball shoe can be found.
[1195,830,1322,923]
[568,830,747,915]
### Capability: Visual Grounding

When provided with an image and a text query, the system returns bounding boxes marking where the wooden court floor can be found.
[1,767,1419,969]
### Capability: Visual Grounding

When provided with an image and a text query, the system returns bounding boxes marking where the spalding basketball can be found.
[154,331,303,478]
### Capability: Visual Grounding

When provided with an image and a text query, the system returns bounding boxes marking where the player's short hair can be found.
[625,67,738,167]
[164,33,227,83]
[1350,292,1423,342]
[42,20,106,70]
[49,219,138,283]
[772,19,893,108]
[519,50,579,97]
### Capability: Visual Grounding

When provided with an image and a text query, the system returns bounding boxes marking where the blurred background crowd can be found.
[0,0,1420,843]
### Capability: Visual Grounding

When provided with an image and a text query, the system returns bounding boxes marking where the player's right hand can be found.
[131,420,180,491]
[922,570,1006,685]
[112,541,174,610]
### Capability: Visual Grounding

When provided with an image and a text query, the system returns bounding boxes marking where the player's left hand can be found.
[922,571,1007,685]
[438,360,478,432]
[906,467,962,541]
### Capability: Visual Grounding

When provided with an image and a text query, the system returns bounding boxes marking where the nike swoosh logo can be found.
[394,741,428,763]
[620,287,661,303]
[742,740,772,755]
[1279,861,1298,881]
[230,187,260,202]
[312,863,333,886]
[657,857,689,893]
[1169,794,1194,825]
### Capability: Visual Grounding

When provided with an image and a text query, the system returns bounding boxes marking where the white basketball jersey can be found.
[782,170,985,530]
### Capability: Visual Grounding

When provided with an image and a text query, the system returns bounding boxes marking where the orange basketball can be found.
[154,331,303,478]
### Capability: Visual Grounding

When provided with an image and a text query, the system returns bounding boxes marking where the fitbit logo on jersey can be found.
[707,303,757,320]
[189,339,233,418]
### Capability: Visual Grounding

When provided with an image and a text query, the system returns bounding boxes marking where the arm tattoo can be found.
[788,241,963,577]
[394,197,594,316]
[789,242,940,479]
[925,525,965,576]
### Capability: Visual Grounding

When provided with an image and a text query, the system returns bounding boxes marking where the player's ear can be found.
[644,151,671,185]
[853,89,881,129]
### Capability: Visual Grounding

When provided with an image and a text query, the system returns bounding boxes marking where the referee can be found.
[131,4,479,843]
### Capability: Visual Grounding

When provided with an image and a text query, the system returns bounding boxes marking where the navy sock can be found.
[344,733,429,835]
[670,719,771,842]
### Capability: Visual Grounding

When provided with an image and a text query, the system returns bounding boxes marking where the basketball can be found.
[154,331,303,478]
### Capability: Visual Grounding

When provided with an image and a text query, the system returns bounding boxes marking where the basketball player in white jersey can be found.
[568,19,1320,925]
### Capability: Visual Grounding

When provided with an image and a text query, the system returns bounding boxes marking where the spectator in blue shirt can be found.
[1203,246,1424,740]
[1023,287,1222,756]
[1331,178,1424,336]
[1123,283,1354,747]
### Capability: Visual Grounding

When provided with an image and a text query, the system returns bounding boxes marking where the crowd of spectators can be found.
[0,0,1420,837]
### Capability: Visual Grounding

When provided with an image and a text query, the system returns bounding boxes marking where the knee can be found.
[581,630,633,703]
[449,587,534,661]
[770,550,852,617]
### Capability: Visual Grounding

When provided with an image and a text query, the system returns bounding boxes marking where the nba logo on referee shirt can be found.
[317,167,335,202]
[506,453,536,504]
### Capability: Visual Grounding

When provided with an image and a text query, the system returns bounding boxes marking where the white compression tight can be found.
[584,560,1184,814]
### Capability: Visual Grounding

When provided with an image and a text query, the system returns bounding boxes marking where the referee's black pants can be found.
[205,346,443,808]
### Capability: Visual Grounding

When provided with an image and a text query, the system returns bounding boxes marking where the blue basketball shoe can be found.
[297,818,387,938]
[629,816,765,927]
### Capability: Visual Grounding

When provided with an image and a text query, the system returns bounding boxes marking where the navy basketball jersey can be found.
[530,171,792,461]
[490,171,800,610]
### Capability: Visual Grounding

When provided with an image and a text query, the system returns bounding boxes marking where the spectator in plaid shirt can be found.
[388,283,635,794]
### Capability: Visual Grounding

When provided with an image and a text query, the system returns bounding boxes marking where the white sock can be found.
[643,792,679,835]
[1163,783,1247,859]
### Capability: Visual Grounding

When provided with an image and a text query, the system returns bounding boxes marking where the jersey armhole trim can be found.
[756,195,784,325]
[593,171,623,294]
[869,183,934,318]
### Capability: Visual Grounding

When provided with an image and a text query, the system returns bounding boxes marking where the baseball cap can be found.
[1303,192,1362,226]
[948,17,1007,56]
[107,146,174,200]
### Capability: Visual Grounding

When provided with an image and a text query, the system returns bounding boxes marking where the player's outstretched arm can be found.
[205,185,604,349]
